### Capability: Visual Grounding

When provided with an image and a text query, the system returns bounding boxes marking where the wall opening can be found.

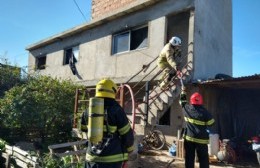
[167,11,190,68]
[112,25,148,55]
[36,56,46,70]
[63,46,79,65]
[159,107,171,125]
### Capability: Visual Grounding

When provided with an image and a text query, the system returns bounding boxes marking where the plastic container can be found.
[169,142,176,156]
[208,134,219,156]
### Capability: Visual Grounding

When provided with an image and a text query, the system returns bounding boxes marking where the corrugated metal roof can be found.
[198,74,260,89]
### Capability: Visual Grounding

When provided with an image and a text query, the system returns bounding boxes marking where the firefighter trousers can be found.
[184,140,209,168]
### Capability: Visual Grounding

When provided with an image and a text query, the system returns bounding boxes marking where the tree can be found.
[0,76,82,143]
[0,63,24,98]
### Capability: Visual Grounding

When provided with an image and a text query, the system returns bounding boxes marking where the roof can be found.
[26,0,161,51]
[198,74,260,89]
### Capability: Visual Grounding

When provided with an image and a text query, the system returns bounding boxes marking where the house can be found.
[26,0,232,84]
[26,0,238,144]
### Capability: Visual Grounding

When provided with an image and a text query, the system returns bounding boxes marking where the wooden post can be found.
[73,88,80,128]
[119,84,125,108]
[176,139,185,160]
[1,152,10,168]
[73,144,80,162]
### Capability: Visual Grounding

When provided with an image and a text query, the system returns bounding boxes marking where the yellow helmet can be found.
[95,78,118,99]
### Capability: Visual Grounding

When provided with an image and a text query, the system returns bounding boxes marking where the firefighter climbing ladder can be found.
[48,50,193,164]
[72,51,192,135]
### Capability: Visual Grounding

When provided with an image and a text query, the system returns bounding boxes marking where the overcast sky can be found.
[0,0,259,77]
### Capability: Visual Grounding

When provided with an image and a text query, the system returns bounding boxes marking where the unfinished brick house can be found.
[26,0,260,147]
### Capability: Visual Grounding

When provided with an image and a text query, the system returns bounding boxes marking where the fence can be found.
[1,144,40,168]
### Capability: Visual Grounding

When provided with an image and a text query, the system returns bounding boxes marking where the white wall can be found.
[193,0,232,80]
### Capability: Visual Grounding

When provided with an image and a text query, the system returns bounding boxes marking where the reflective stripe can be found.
[103,125,117,133]
[86,153,128,162]
[184,135,209,144]
[206,119,215,125]
[127,145,134,152]
[179,100,187,106]
[184,117,206,125]
[97,88,115,94]
[118,124,131,135]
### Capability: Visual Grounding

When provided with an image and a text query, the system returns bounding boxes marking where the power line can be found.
[73,0,88,22]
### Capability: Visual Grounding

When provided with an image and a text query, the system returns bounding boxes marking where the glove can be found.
[176,70,181,76]
[180,90,187,102]
[180,93,186,100]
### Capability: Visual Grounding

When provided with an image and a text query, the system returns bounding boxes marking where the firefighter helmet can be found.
[169,36,182,46]
[95,78,118,99]
[190,92,203,105]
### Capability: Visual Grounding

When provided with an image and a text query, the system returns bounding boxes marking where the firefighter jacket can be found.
[179,93,215,144]
[157,43,181,70]
[82,98,134,163]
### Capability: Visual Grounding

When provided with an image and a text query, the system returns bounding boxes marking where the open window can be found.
[63,46,79,65]
[36,56,46,70]
[112,25,148,54]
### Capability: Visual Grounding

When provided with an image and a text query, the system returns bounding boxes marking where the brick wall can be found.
[92,0,137,19]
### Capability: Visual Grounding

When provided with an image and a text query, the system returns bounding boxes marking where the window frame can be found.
[112,25,148,55]
[63,45,79,65]
[35,55,47,70]
[112,30,131,54]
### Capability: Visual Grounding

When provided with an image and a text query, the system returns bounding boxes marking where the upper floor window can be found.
[36,56,46,70]
[64,46,79,65]
[112,25,148,55]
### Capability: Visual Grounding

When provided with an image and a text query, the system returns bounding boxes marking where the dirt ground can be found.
[13,142,260,167]
[127,150,260,168]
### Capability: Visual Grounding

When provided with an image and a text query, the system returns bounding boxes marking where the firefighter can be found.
[157,36,182,88]
[83,78,134,168]
[179,88,215,168]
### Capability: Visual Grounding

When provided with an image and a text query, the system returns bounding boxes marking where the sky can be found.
[0,0,259,77]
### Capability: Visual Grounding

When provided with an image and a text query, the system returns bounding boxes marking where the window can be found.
[112,25,148,54]
[36,56,46,70]
[64,46,79,65]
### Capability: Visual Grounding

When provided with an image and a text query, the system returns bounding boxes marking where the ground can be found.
[127,150,260,168]
[12,142,260,167]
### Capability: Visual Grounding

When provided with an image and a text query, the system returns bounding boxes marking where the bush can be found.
[0,75,83,144]
[0,138,7,151]
[0,63,25,98]
[41,153,84,168]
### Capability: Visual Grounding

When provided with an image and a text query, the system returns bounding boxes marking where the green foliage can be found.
[0,63,25,98]
[0,138,7,151]
[41,154,63,168]
[41,153,84,168]
[0,75,83,143]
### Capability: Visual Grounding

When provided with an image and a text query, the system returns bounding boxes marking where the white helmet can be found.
[169,36,182,46]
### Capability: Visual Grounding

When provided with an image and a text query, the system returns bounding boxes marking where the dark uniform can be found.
[179,91,214,168]
[82,98,134,168]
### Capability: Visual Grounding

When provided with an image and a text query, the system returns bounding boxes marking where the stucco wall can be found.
[193,0,232,80]
[28,0,194,86]
[28,0,233,83]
